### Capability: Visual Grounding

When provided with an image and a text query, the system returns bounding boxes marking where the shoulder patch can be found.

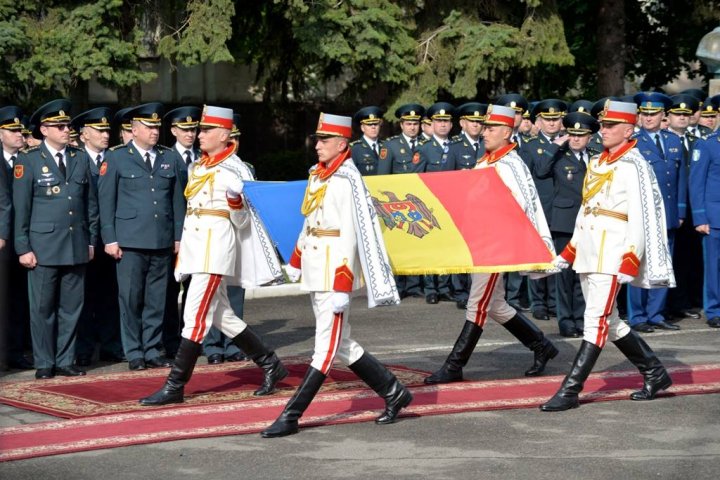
[14,164,23,179]
[349,140,360,147]
[109,144,127,151]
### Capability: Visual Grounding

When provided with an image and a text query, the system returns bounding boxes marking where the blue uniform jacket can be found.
[634,129,687,229]
[13,144,98,266]
[690,133,720,229]
[98,141,185,249]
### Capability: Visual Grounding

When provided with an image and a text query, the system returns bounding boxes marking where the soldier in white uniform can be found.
[424,105,559,385]
[261,113,410,438]
[541,100,675,412]
[139,106,288,406]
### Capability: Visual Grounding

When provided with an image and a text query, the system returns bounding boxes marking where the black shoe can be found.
[438,293,455,302]
[99,351,126,362]
[262,367,326,438]
[56,365,86,377]
[35,368,54,379]
[224,352,247,362]
[650,320,680,331]
[129,359,147,371]
[707,317,720,328]
[670,309,701,320]
[532,310,550,321]
[560,330,581,338]
[426,294,439,304]
[619,311,628,320]
[456,300,468,310]
[8,357,34,370]
[76,355,92,367]
[146,356,172,368]
[207,353,224,364]
[631,323,655,333]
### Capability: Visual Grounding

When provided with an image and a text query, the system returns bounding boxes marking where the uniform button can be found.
[151,188,155,192]
[195,228,199,231]
[590,226,594,230]
[153,201,157,205]
[68,211,73,215]
[150,175,153,179]
[69,226,73,231]
[68,196,72,200]
[183,227,186,231]
[313,246,317,250]
[154,214,158,218]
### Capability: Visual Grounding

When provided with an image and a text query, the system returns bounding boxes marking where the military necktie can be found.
[144,152,152,170]
[57,152,66,177]
[473,142,479,154]
[410,138,416,151]
[654,133,664,159]
[184,150,192,166]
[9,155,16,168]
[578,151,586,165]
[96,154,102,169]
[371,142,378,156]
[442,141,449,153]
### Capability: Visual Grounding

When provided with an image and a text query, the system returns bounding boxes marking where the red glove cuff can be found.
[559,243,577,264]
[618,251,640,276]
[333,263,354,292]
[289,245,302,269]
[226,194,243,210]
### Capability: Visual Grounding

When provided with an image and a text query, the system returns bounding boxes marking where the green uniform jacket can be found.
[98,141,185,249]
[13,144,98,266]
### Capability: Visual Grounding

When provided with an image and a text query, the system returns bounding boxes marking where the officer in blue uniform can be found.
[627,92,687,332]
[202,114,247,363]
[71,108,125,366]
[665,95,704,320]
[13,99,99,379]
[418,102,456,304]
[382,104,426,299]
[447,102,487,309]
[534,111,601,337]
[350,106,387,175]
[494,94,531,311]
[690,94,720,328]
[697,97,718,138]
[0,107,34,371]
[98,102,185,371]
[521,99,568,320]
[162,106,201,358]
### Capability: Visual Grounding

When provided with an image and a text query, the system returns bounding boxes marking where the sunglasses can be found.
[46,124,71,131]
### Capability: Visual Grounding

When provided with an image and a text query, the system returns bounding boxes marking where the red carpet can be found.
[1,363,719,462]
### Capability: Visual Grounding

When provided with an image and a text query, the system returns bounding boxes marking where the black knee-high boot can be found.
[613,330,672,400]
[261,366,326,438]
[349,352,413,424]
[232,327,288,396]
[139,338,203,405]
[540,341,602,411]
[424,321,483,384]
[502,313,559,376]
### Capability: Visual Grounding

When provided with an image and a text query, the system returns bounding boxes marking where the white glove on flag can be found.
[552,255,571,269]
[285,265,301,282]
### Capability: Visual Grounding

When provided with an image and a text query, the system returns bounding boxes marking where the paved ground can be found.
[1,293,719,479]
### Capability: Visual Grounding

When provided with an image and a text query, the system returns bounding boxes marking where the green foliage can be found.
[1,0,155,107]
[158,0,235,66]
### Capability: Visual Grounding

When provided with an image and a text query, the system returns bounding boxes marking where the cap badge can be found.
[14,117,19,123]
[574,122,581,129]
[680,103,686,109]
[439,109,446,115]
[473,111,479,116]
[186,116,192,122]
[151,113,158,119]
[510,101,516,108]
[369,114,376,119]
[645,101,652,108]
[549,107,556,113]
[59,110,65,116]
[578,107,586,112]
[409,110,415,116]
[101,117,107,123]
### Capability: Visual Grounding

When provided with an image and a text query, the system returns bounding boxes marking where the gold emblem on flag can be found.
[372,191,440,239]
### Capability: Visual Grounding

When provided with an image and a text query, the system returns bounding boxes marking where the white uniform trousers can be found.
[309,292,365,375]
[465,273,517,327]
[579,273,630,348]
[182,273,248,343]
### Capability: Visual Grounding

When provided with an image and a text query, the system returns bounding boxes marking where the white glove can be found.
[174,270,189,283]
[285,265,301,282]
[552,255,571,269]
[617,273,634,284]
[226,175,244,198]
[331,292,350,313]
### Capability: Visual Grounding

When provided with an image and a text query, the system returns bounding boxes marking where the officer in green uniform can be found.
[113,107,134,146]
[98,102,185,371]
[521,99,568,320]
[569,100,603,152]
[13,99,99,379]
[418,102,456,304]
[0,107,34,371]
[350,106,387,175]
[382,104,426,299]
[72,108,125,366]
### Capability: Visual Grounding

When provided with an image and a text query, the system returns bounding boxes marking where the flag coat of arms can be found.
[243,169,553,275]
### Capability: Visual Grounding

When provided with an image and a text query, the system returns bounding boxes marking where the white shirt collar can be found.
[44,141,66,165]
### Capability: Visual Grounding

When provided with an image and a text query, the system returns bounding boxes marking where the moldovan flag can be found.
[242,169,553,274]
[364,169,553,274]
